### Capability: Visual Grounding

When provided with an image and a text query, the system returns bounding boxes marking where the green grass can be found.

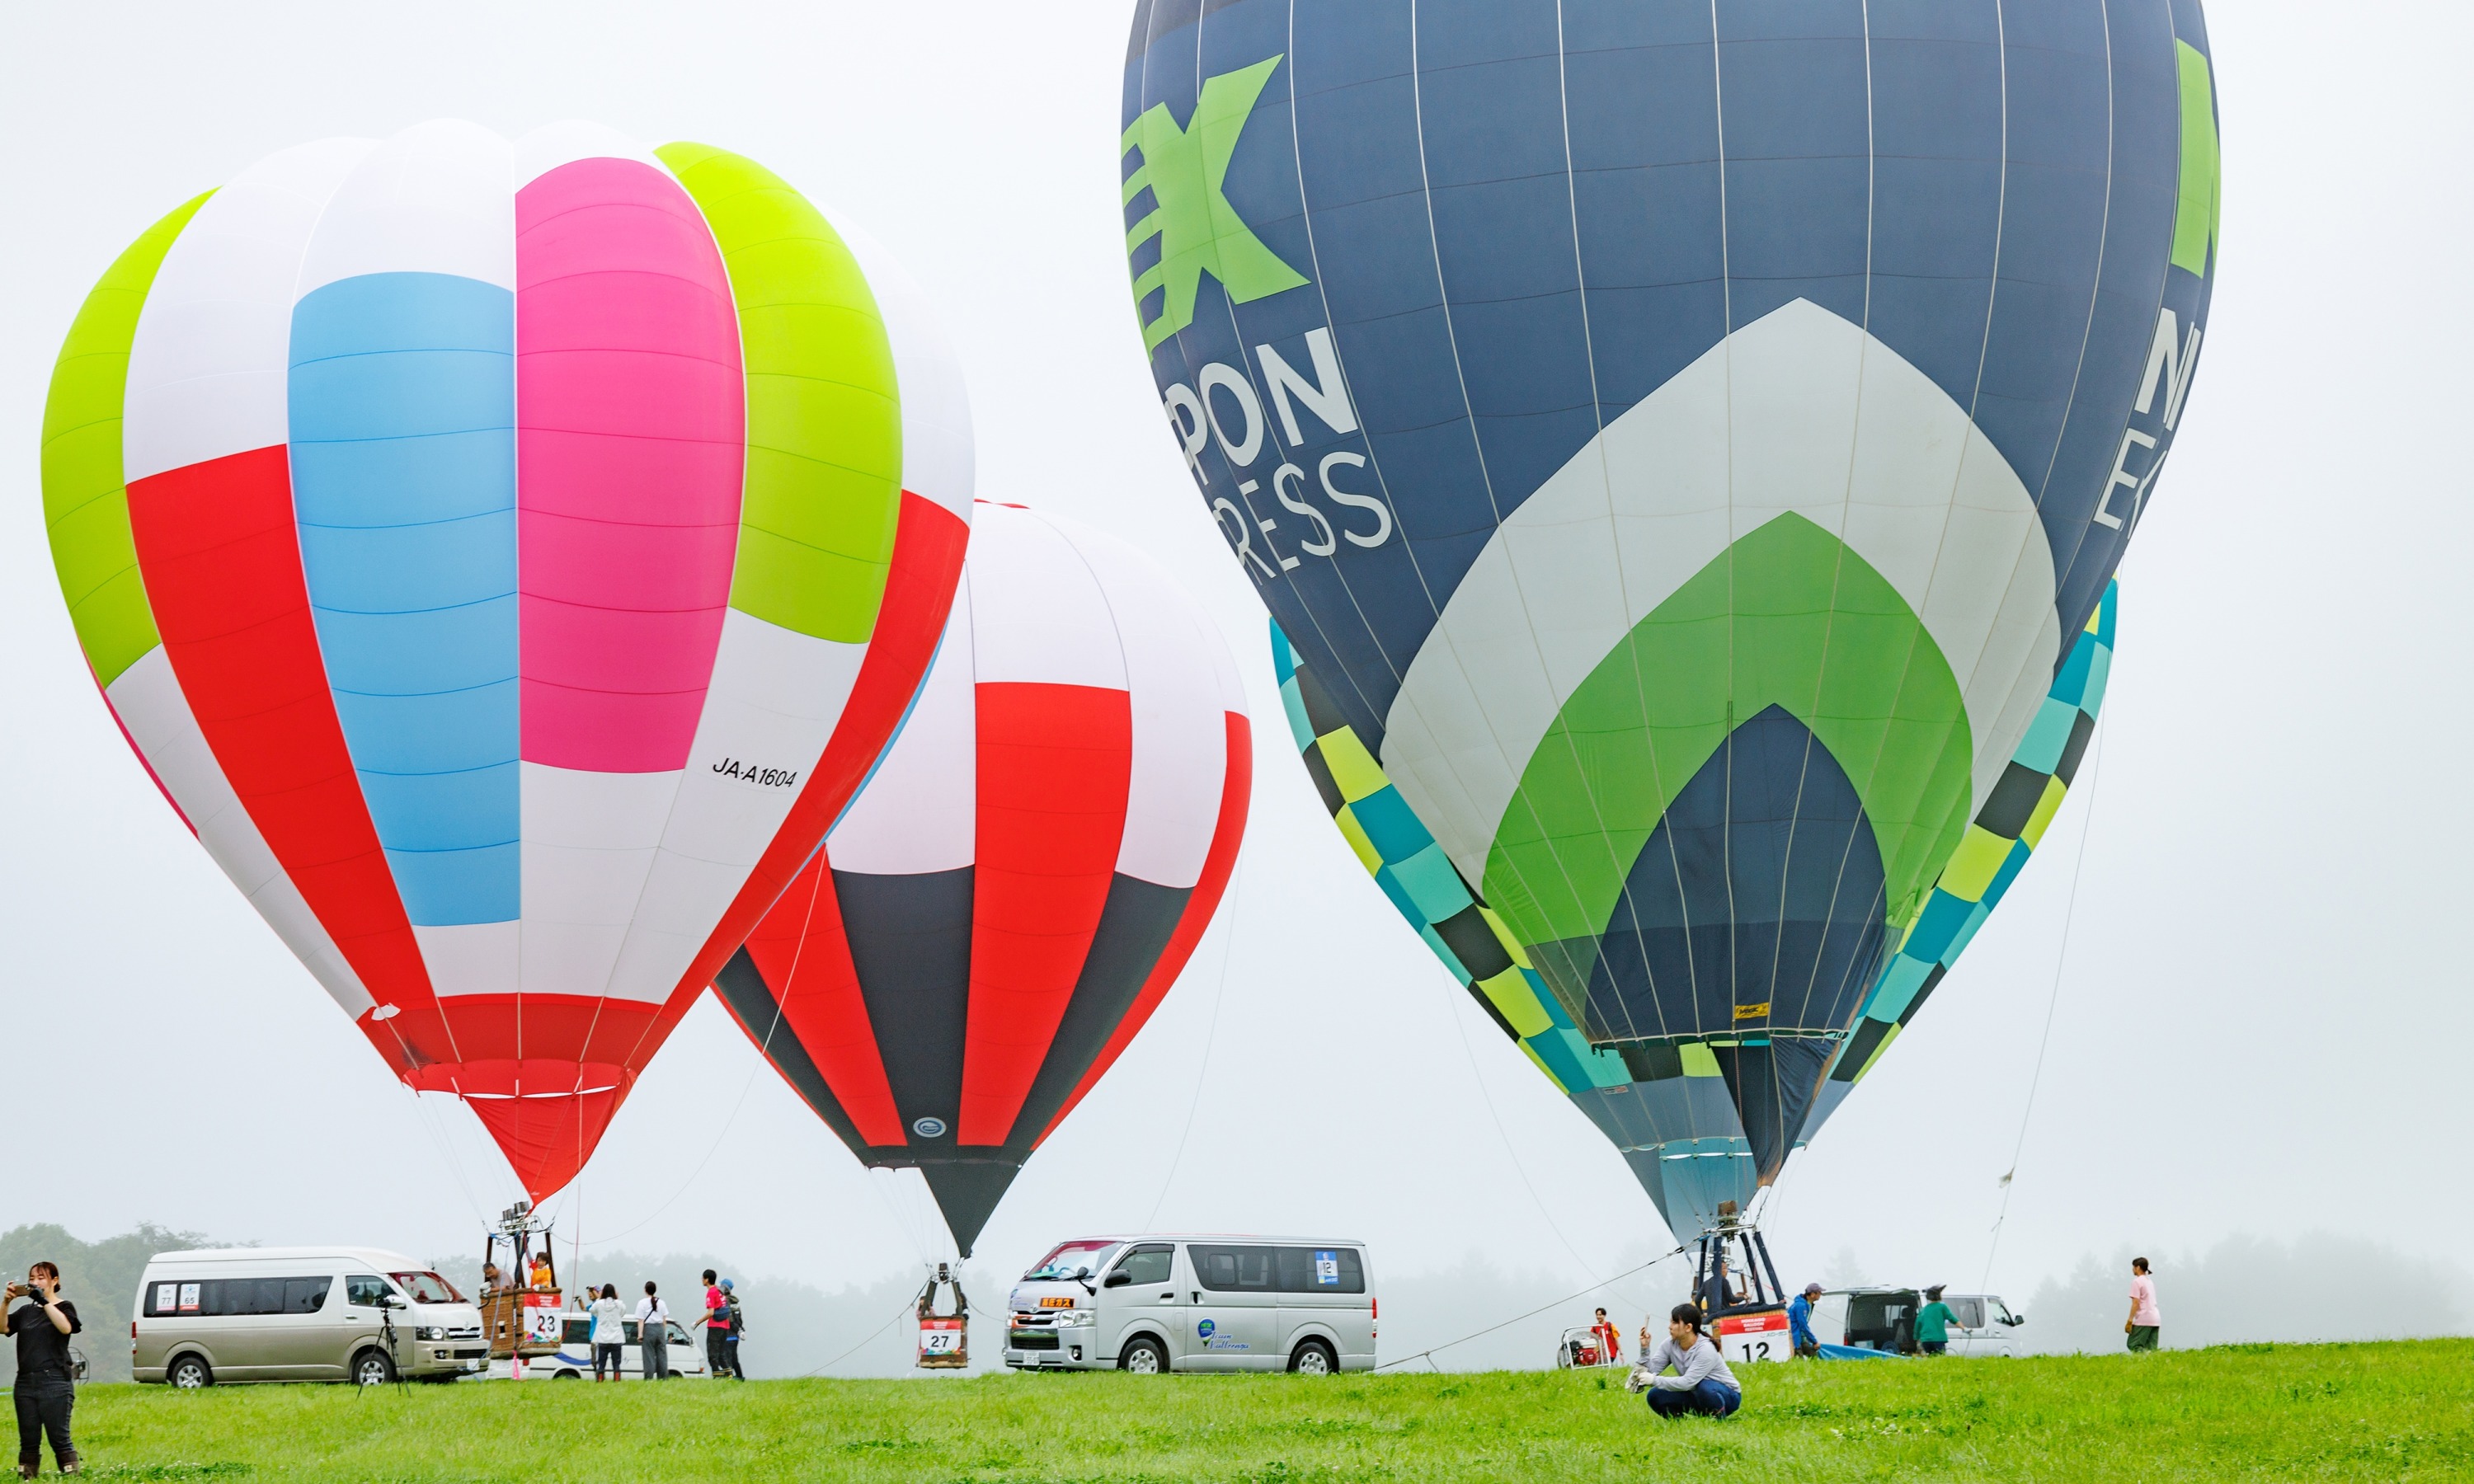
[29,1340,2472,1482]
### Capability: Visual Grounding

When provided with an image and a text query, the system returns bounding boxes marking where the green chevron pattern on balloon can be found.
[1485,512,1975,1014]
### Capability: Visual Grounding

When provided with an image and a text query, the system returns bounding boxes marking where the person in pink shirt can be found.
[695,1267,731,1378]
[2124,1256,2161,1351]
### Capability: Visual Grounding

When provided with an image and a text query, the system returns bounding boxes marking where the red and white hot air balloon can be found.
[715,500,1250,1255]
[39,120,972,1200]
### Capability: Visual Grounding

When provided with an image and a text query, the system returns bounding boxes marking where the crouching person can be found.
[1626,1303,1742,1420]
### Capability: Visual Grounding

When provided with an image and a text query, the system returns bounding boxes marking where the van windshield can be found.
[1023,1242,1115,1281]
[390,1271,464,1304]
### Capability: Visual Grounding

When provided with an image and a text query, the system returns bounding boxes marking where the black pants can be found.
[707,1328,728,1377]
[13,1376,73,1470]
[724,1336,743,1379]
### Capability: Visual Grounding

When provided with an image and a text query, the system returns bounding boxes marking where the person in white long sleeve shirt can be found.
[1627,1303,1743,1419]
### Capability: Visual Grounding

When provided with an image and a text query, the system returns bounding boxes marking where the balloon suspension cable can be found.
[573,864,828,1253]
[393,1080,498,1232]
[792,1289,940,1379]
[1978,711,2109,1298]
[1437,929,1663,1317]
[1373,1245,1688,1373]
[1144,852,1247,1232]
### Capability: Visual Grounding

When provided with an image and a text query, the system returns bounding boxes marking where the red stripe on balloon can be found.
[742,851,907,1145]
[1037,710,1250,1144]
[959,681,1134,1146]
[124,445,449,1073]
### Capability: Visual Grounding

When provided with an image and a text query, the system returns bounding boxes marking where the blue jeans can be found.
[1647,1379,1742,1419]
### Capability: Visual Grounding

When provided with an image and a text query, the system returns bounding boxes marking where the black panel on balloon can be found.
[920,1157,1028,1260]
[1433,903,1516,981]
[1714,1036,1835,1183]
[713,947,872,1158]
[835,866,974,1144]
[1583,705,1890,1041]
[1009,874,1192,1154]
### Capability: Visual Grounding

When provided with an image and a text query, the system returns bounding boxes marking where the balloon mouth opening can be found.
[403,1060,632,1101]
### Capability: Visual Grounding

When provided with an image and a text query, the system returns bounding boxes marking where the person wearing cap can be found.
[1916,1285,1959,1355]
[1788,1282,1823,1358]
[720,1279,745,1379]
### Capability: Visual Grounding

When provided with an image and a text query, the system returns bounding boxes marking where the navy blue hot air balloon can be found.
[1121,0,2214,1241]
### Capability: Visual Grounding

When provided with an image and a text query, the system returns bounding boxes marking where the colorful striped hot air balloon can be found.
[1122,2,2216,1239]
[40,120,972,1200]
[715,500,1251,1256]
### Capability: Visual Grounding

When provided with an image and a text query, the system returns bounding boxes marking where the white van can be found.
[134,1247,487,1386]
[1810,1287,2029,1357]
[501,1310,710,1380]
[1004,1235,1375,1374]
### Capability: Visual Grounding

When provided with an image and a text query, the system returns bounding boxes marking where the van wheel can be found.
[1288,1338,1337,1375]
[167,1354,214,1389]
[1118,1336,1168,1375]
[351,1349,397,1386]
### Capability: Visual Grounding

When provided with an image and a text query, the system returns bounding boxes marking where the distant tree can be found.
[0,1222,209,1384]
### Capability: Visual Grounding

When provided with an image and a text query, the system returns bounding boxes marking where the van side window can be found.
[142,1275,335,1317]
[1273,1247,1365,1294]
[1112,1245,1174,1286]
[1189,1245,1278,1292]
[1954,1298,1983,1329]
[346,1275,393,1308]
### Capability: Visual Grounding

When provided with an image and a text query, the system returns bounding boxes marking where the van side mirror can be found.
[1103,1270,1132,1289]
[380,1294,407,1308]
[2008,1313,2026,1326]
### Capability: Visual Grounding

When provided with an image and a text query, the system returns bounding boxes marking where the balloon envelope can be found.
[716,500,1250,1256]
[40,121,971,1200]
[1122,2,2215,1237]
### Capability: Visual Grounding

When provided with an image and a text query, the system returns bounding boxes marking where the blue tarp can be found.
[1815,1344,1898,1360]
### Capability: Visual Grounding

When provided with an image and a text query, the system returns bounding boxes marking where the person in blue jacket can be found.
[1789,1283,1823,1358]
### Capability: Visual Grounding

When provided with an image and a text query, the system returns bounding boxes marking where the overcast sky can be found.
[2,0,2467,1338]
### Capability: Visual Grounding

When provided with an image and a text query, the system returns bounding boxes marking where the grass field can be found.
[22,1339,2470,1482]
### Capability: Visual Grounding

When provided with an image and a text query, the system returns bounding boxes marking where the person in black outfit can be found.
[8,1261,81,1477]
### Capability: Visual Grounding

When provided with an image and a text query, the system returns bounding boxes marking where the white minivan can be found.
[1004,1235,1375,1374]
[134,1247,487,1387]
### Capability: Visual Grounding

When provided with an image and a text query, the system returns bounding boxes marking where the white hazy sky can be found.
[2,0,2467,1332]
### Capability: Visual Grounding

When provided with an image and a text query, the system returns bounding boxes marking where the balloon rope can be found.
[572,866,828,1252]
[1143,853,1247,1231]
[1977,710,2109,1298]
[1436,946,1664,1318]
[791,1289,941,1379]
[1371,1244,1687,1373]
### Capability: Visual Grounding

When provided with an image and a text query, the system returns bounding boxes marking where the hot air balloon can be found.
[40,120,972,1201]
[1122,2,2216,1242]
[714,500,1251,1256]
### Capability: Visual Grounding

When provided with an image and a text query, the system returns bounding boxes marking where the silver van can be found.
[1004,1235,1375,1374]
[134,1247,487,1386]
